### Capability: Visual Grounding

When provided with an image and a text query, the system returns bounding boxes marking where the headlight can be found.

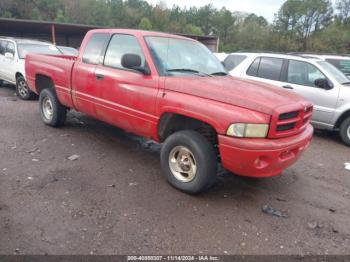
[226,123,269,138]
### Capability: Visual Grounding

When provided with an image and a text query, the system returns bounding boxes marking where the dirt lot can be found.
[0,84,349,255]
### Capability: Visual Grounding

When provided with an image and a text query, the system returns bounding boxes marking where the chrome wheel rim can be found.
[42,97,53,121]
[168,146,197,183]
[347,125,350,139]
[17,80,28,98]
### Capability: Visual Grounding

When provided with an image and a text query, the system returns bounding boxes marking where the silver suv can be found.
[219,52,350,146]
[295,54,350,79]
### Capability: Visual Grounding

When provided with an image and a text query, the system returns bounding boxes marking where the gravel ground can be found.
[0,84,349,255]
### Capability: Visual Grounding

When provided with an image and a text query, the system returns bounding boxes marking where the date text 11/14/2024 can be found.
[127,255,220,261]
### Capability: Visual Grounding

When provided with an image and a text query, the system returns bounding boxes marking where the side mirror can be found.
[4,52,14,59]
[121,53,150,75]
[314,78,333,90]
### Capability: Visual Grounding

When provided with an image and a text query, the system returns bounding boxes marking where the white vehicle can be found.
[295,54,350,79]
[220,52,350,145]
[213,52,228,62]
[0,37,62,100]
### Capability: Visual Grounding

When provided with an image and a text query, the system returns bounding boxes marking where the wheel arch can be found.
[158,112,219,147]
[15,72,24,80]
[35,74,55,94]
[335,109,350,129]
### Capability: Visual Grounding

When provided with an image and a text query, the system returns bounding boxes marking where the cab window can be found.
[104,34,145,70]
[287,60,326,87]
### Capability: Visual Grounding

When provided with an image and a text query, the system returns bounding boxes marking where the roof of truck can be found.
[88,28,196,41]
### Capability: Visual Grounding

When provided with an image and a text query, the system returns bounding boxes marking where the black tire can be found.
[339,117,350,146]
[0,79,3,86]
[160,130,217,194]
[39,88,67,127]
[16,76,35,100]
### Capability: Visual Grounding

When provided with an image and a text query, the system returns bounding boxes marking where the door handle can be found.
[282,85,294,90]
[95,73,104,80]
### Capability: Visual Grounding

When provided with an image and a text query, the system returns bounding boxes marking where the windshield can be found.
[145,36,227,76]
[18,43,62,59]
[317,61,350,85]
[325,58,350,79]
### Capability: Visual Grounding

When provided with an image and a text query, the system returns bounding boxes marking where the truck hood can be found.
[164,76,309,115]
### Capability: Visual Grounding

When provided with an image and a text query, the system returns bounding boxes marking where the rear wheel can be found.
[16,76,35,100]
[39,88,67,127]
[339,117,350,146]
[160,130,217,194]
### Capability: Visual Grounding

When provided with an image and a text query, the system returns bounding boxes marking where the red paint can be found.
[25,29,313,178]
[219,125,313,177]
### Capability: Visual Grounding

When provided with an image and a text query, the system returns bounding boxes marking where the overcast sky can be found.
[145,0,287,22]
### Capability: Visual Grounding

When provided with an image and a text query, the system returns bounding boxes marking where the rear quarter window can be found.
[82,33,110,65]
[257,57,283,81]
[247,57,284,81]
[223,55,247,71]
[247,57,260,76]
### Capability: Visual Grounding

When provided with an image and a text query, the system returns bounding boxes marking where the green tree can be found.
[337,0,350,23]
[213,7,236,44]
[312,22,350,52]
[196,4,216,35]
[138,17,152,30]
[274,0,333,50]
[55,9,68,23]
[1,0,348,54]
[183,24,204,36]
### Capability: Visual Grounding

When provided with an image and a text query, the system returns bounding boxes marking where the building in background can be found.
[0,18,219,51]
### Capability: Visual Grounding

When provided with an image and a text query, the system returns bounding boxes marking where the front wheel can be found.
[160,130,217,194]
[16,76,35,100]
[340,117,350,146]
[39,88,67,127]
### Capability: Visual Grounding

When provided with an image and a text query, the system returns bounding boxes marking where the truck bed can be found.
[25,54,77,108]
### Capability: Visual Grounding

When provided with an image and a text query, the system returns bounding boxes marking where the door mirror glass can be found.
[121,53,150,75]
[4,52,14,59]
[314,78,333,90]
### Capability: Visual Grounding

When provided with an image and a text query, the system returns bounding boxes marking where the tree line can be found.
[0,0,349,53]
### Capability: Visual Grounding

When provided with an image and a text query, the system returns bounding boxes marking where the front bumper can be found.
[218,124,313,178]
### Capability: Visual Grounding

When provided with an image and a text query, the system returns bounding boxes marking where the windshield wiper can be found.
[211,71,228,76]
[166,68,212,77]
[342,81,350,85]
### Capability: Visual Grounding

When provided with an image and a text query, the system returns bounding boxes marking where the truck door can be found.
[93,33,159,137]
[71,33,110,117]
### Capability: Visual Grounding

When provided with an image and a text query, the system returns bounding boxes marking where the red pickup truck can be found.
[25,29,313,194]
